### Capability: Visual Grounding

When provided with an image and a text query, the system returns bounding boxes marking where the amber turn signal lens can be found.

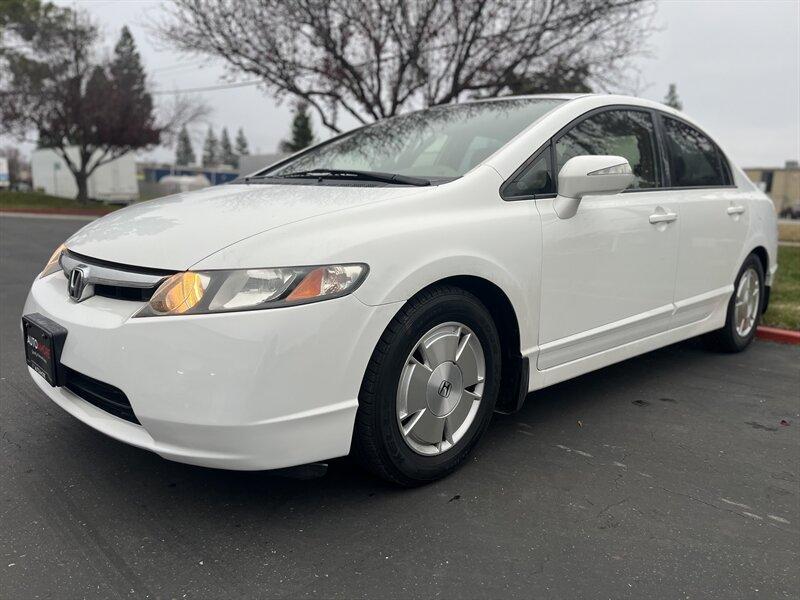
[39,243,67,278]
[286,267,324,301]
[149,272,208,315]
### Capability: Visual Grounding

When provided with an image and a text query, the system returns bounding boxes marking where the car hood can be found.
[66,183,422,270]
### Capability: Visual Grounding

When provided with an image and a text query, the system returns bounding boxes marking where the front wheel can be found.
[352,285,502,486]
[710,254,764,352]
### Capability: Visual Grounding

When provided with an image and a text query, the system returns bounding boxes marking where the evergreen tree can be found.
[219,127,236,166]
[175,125,195,166]
[202,125,218,166]
[108,26,156,143]
[663,83,683,110]
[279,102,314,153]
[235,127,249,157]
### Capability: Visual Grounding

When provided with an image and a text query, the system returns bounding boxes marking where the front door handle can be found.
[727,205,745,215]
[649,212,678,224]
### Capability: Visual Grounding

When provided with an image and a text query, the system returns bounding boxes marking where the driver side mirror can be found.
[553,155,635,219]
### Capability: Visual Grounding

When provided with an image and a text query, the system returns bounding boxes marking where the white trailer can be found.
[0,157,9,189]
[31,147,138,202]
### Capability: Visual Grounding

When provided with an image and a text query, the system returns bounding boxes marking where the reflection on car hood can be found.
[66,183,422,270]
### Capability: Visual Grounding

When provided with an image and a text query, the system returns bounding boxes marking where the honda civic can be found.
[23,94,778,485]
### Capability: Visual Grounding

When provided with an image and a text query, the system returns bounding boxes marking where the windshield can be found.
[266,98,564,180]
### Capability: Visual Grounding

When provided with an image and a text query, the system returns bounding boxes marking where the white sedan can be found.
[23,94,778,485]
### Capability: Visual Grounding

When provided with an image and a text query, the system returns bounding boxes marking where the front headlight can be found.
[134,263,368,317]
[39,243,67,278]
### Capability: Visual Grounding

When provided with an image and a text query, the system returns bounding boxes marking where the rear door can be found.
[658,115,750,328]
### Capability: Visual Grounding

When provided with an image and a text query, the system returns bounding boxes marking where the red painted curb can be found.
[757,326,800,344]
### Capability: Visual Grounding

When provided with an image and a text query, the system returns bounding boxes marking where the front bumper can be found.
[23,272,400,470]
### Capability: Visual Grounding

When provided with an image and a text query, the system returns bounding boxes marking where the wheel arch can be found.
[412,274,529,414]
[749,245,770,312]
[750,245,769,277]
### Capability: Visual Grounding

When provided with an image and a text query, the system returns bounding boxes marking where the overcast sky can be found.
[10,0,800,168]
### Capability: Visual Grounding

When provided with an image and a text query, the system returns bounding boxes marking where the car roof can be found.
[465,93,677,113]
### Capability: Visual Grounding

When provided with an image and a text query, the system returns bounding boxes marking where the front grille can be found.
[60,249,174,303]
[94,284,155,302]
[62,366,140,424]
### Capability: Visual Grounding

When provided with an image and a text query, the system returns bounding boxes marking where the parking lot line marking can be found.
[555,444,593,458]
[767,514,790,524]
[720,498,752,510]
[742,512,763,520]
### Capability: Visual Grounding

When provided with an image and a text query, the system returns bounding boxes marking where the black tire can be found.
[352,285,502,486]
[709,253,765,352]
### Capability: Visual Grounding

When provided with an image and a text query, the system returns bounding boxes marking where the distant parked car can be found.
[23,94,778,485]
[779,203,800,220]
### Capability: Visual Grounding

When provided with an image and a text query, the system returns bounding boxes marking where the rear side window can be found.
[662,117,729,187]
[555,110,659,189]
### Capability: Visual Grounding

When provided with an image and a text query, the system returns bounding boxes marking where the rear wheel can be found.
[710,254,764,352]
[353,285,501,486]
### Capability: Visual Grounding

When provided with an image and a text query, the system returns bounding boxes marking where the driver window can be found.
[555,110,659,189]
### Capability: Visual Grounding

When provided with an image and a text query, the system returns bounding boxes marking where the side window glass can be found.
[555,110,659,189]
[662,117,728,187]
[506,152,553,198]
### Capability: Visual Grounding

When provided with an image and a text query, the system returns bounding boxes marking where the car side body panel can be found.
[194,166,544,357]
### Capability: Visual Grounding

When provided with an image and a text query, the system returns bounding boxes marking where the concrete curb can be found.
[0,211,98,221]
[0,208,112,217]
[757,326,800,344]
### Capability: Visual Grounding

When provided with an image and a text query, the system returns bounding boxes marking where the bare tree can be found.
[1,2,207,202]
[156,0,654,133]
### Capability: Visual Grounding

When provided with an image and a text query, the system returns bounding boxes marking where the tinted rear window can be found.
[662,117,729,187]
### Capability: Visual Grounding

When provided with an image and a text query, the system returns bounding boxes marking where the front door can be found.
[535,108,679,370]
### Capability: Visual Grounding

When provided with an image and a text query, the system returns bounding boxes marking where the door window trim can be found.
[500,104,736,202]
[655,111,735,189]
[551,105,666,193]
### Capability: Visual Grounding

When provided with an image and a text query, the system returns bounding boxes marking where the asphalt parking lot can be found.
[1,214,798,599]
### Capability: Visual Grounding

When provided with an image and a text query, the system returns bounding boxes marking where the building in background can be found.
[744,160,800,216]
[136,156,288,200]
[137,163,239,200]
[31,147,138,203]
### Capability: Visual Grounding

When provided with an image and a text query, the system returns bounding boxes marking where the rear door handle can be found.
[649,212,678,224]
[727,205,745,215]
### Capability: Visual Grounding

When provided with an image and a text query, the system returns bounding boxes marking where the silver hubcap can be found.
[734,267,760,338]
[396,322,486,455]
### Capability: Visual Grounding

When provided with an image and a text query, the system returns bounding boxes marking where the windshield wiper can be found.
[274,168,431,187]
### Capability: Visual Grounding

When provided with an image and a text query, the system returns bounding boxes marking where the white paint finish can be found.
[195,166,544,353]
[24,272,402,469]
[535,190,679,368]
[529,295,729,391]
[671,286,734,330]
[537,304,673,371]
[66,182,424,270]
[22,94,779,471]
[672,189,751,317]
